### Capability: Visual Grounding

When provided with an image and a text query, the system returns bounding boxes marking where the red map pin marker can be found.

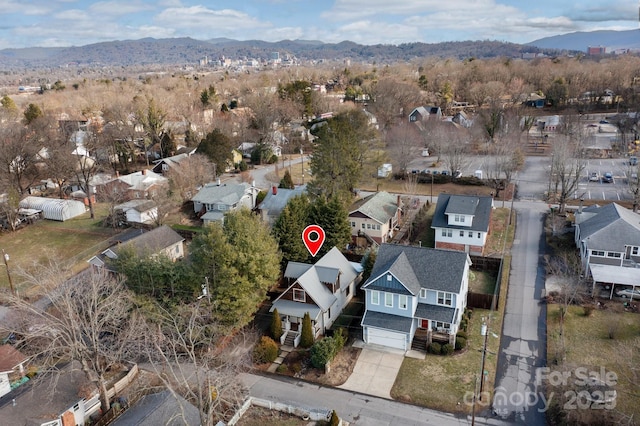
[302,225,325,257]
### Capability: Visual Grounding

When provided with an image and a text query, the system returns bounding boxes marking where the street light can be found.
[2,249,15,296]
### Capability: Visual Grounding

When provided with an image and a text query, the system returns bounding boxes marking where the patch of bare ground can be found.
[277,346,361,386]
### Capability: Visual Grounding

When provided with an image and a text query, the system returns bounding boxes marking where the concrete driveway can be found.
[339,346,405,399]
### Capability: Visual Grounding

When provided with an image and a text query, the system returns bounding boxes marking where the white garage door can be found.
[366,327,406,350]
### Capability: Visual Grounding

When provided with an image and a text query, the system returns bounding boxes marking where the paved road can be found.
[492,201,548,425]
[242,372,513,426]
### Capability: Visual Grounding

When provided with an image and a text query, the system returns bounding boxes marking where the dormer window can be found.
[387,274,392,281]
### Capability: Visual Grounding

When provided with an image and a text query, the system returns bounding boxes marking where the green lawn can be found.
[0,203,119,297]
[546,304,640,423]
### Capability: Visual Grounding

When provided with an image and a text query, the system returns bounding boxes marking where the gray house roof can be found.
[349,191,400,224]
[361,310,412,333]
[192,182,250,206]
[432,194,493,232]
[258,186,306,220]
[111,390,200,426]
[113,225,184,257]
[363,244,470,294]
[578,203,640,252]
[415,303,457,324]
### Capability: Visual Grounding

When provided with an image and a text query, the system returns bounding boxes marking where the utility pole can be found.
[2,249,15,296]
[479,319,489,398]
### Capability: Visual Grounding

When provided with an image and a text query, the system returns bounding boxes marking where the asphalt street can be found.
[241,372,513,426]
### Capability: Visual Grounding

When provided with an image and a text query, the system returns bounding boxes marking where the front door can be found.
[421,319,429,329]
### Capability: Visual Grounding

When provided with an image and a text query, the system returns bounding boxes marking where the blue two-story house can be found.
[361,244,471,351]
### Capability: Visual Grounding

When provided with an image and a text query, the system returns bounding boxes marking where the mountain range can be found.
[0,30,636,69]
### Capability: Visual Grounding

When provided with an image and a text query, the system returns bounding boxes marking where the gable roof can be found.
[349,191,399,224]
[0,345,27,373]
[115,199,157,213]
[112,225,184,257]
[111,390,200,426]
[273,247,360,311]
[151,152,193,173]
[115,170,167,191]
[258,186,306,218]
[192,182,250,205]
[432,194,493,232]
[363,244,470,294]
[578,203,640,251]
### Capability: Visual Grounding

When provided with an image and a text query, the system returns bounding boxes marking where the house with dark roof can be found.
[270,247,362,347]
[192,181,258,225]
[111,390,200,426]
[361,244,471,351]
[257,185,306,227]
[151,149,196,175]
[115,199,157,224]
[87,225,184,270]
[0,345,28,398]
[574,203,640,296]
[348,191,402,247]
[431,194,494,255]
[409,106,442,123]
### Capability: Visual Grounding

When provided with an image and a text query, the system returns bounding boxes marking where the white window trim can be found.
[419,288,427,298]
[399,294,408,310]
[371,290,380,305]
[293,288,305,302]
[437,291,452,307]
[384,292,393,307]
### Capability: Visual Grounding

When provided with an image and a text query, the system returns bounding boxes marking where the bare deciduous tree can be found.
[0,266,144,413]
[166,154,215,204]
[549,135,586,213]
[143,303,255,426]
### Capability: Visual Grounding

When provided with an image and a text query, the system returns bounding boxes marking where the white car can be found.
[615,288,640,298]
[588,172,600,182]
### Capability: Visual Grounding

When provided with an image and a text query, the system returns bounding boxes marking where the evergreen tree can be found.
[273,195,311,263]
[196,129,234,177]
[23,103,43,125]
[279,170,295,189]
[330,410,340,426]
[361,249,377,282]
[300,312,314,348]
[309,196,352,257]
[270,308,283,341]
[1,95,18,114]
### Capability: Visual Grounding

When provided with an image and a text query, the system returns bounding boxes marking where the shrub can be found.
[455,337,467,350]
[300,312,314,348]
[582,305,594,317]
[291,362,302,374]
[466,308,472,319]
[310,337,337,369]
[428,342,442,354]
[441,343,454,355]
[276,363,288,374]
[237,161,248,171]
[333,328,346,352]
[330,410,340,426]
[253,336,279,364]
[456,330,468,340]
[270,308,283,341]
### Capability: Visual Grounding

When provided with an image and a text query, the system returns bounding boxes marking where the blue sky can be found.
[0,0,636,49]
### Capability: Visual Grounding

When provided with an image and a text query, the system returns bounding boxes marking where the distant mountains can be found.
[0,30,637,69]
[528,29,640,52]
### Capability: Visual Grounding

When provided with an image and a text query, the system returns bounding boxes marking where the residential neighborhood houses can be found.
[1,49,640,426]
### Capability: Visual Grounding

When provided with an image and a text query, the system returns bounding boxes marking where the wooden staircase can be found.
[411,328,429,351]
[283,332,296,347]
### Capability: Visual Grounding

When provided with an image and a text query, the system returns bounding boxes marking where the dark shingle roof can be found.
[363,244,470,294]
[114,225,184,257]
[415,303,457,323]
[361,310,412,333]
[432,194,493,232]
[578,203,640,251]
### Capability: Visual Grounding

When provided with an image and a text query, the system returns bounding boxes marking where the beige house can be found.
[348,192,402,247]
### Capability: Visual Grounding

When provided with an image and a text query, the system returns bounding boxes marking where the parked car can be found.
[588,172,600,182]
[441,170,449,176]
[453,170,462,178]
[629,156,638,166]
[615,288,640,298]
[602,172,614,183]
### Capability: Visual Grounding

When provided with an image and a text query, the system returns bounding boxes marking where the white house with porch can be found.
[270,247,362,347]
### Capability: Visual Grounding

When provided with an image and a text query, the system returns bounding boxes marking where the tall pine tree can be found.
[309,196,352,257]
[273,194,311,263]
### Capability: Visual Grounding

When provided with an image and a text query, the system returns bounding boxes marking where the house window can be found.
[385,292,393,307]
[591,250,605,257]
[420,288,427,298]
[367,223,371,229]
[607,252,621,258]
[175,245,180,254]
[633,247,639,255]
[477,232,481,238]
[442,229,447,237]
[437,291,452,306]
[454,214,462,222]
[293,289,305,302]
[459,231,464,237]
[399,295,408,310]
[371,290,380,305]
[346,285,351,297]
[376,224,381,230]
[446,229,452,237]
[387,274,392,281]
[468,231,473,238]
[362,223,365,229]
[433,321,451,331]
[351,221,355,227]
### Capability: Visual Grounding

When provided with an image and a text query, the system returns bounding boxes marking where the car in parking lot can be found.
[615,288,640,298]
[589,172,600,182]
[441,170,449,176]
[602,172,614,183]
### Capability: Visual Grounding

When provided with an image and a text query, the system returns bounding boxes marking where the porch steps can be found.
[283,332,296,347]
[411,332,429,352]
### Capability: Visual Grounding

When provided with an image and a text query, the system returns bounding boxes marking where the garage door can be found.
[366,327,406,351]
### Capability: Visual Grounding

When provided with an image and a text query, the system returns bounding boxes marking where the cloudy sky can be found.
[0,0,637,49]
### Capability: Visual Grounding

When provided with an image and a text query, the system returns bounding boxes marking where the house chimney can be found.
[142,169,146,176]
[579,198,584,214]
[397,195,401,206]
[272,186,277,195]
[217,178,221,186]
[115,171,119,178]
[252,180,256,187]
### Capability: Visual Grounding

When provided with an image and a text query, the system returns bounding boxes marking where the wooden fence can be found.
[467,255,503,310]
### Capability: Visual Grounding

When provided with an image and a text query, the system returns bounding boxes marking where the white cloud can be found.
[155,6,270,31]
[54,9,90,20]
[89,1,154,17]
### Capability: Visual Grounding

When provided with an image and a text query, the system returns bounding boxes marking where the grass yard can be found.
[0,203,119,297]
[484,208,515,257]
[546,304,640,423]
[468,270,497,294]
[408,203,435,247]
[391,255,511,414]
